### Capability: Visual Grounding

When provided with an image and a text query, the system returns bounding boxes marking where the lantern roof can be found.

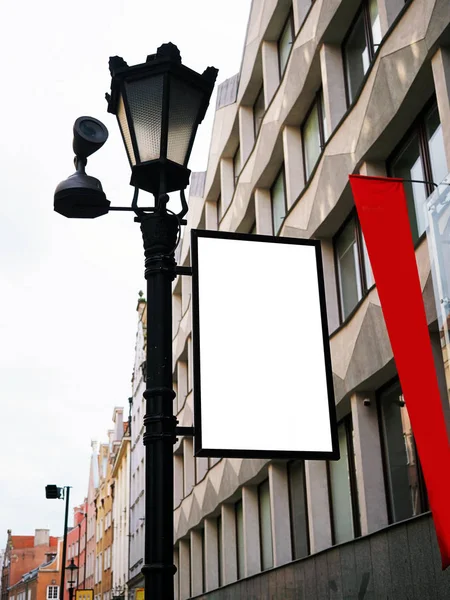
[106,43,218,129]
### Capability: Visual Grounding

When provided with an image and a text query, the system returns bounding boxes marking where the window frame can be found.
[233,145,241,186]
[46,587,59,600]
[376,377,429,525]
[217,515,223,587]
[327,415,361,545]
[342,0,379,107]
[253,86,265,139]
[287,460,310,560]
[387,97,443,244]
[258,478,274,571]
[333,210,374,323]
[278,9,295,77]
[301,90,326,183]
[270,165,287,235]
[235,499,244,580]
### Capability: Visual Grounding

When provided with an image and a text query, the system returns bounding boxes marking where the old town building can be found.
[127,296,146,600]
[1,531,58,600]
[111,407,131,600]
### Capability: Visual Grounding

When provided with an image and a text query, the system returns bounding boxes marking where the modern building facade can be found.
[171,0,450,597]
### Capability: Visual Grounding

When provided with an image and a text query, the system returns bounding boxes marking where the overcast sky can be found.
[0,0,251,541]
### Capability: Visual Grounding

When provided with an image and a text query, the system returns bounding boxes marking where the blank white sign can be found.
[192,232,337,458]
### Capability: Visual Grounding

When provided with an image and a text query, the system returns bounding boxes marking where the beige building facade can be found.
[171,0,450,597]
[111,407,131,600]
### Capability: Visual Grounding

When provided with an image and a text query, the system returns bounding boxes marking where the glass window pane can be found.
[254,88,265,137]
[336,218,363,320]
[380,382,426,522]
[321,93,328,142]
[235,501,245,579]
[390,132,427,242]
[426,104,447,185]
[369,0,382,48]
[329,422,355,544]
[234,146,241,184]
[288,461,309,559]
[271,169,286,234]
[217,516,223,587]
[361,232,374,288]
[259,480,273,570]
[344,11,370,103]
[279,15,293,75]
[303,103,321,179]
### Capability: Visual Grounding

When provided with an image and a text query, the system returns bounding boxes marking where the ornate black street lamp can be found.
[67,558,79,600]
[53,43,218,600]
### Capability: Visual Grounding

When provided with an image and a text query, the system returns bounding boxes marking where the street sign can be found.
[191,230,338,459]
[75,590,93,600]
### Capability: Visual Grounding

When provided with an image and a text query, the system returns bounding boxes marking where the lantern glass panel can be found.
[125,74,164,163]
[117,94,136,166]
[167,77,204,165]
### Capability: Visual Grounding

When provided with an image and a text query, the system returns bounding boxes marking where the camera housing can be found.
[73,116,109,158]
[54,117,110,219]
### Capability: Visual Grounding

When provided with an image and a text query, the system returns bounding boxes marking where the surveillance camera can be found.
[54,116,110,219]
[363,398,371,407]
[73,116,109,159]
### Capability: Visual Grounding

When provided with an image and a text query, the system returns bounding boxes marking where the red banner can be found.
[349,174,450,569]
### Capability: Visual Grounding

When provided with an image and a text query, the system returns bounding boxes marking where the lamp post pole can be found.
[60,486,70,600]
[139,194,179,599]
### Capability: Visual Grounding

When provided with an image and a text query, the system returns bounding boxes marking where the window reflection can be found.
[278,12,294,76]
[390,132,427,242]
[336,217,362,319]
[379,380,428,523]
[343,0,380,104]
[389,101,446,244]
[253,87,265,138]
[271,168,286,235]
[302,92,327,181]
[328,418,360,544]
[288,461,309,559]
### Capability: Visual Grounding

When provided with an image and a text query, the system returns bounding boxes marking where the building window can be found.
[47,586,59,600]
[343,0,382,104]
[271,167,287,235]
[388,100,447,244]
[201,527,206,593]
[235,500,244,580]
[328,417,360,544]
[288,461,309,560]
[278,11,294,76]
[233,145,241,185]
[334,212,374,322]
[217,515,223,587]
[253,87,265,138]
[258,479,273,570]
[378,379,428,523]
[302,92,327,181]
